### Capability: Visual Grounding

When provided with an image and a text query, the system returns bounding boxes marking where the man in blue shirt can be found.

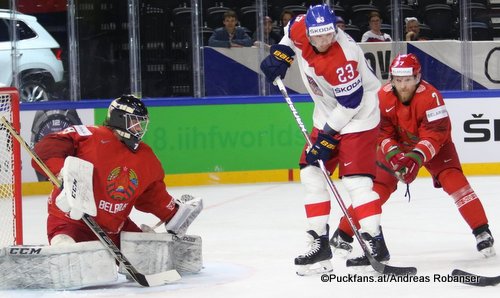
[208,10,252,48]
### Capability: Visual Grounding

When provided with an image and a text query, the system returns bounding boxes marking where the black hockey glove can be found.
[260,44,295,83]
[306,132,340,165]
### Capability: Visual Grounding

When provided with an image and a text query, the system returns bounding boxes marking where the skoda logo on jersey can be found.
[333,77,362,96]
[106,166,139,201]
[308,24,335,36]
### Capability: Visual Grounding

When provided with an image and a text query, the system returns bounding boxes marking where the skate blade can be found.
[296,260,333,276]
[480,247,496,258]
[347,264,379,275]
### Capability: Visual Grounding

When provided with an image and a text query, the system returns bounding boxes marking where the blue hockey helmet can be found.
[305,4,336,36]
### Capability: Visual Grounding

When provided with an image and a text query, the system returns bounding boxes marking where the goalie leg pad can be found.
[0,241,117,290]
[119,232,203,275]
[173,234,203,273]
[119,231,176,276]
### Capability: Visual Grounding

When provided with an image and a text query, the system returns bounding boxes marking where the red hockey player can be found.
[32,95,202,247]
[331,54,495,263]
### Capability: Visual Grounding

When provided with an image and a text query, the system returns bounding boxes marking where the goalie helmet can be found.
[104,94,149,152]
[389,53,421,77]
[305,4,336,36]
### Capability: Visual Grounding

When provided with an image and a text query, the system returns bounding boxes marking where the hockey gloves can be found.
[260,44,294,83]
[306,132,340,165]
[386,149,423,184]
[55,156,97,220]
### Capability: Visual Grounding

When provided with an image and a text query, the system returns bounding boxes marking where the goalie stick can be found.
[451,269,500,287]
[274,78,417,276]
[0,116,181,287]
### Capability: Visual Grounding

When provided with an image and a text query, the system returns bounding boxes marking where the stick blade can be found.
[452,269,500,287]
[143,270,182,287]
[369,258,417,276]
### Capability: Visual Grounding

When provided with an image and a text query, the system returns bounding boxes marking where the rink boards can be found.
[17,91,500,195]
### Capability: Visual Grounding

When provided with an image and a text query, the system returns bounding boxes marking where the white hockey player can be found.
[260,4,388,275]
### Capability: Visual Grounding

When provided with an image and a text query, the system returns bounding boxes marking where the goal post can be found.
[0,87,22,246]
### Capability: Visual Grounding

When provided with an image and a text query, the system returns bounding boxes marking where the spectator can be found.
[279,9,295,37]
[405,17,427,41]
[208,10,252,48]
[336,16,346,31]
[253,16,283,50]
[361,11,392,42]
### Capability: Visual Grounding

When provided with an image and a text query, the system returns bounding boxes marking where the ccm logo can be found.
[9,247,42,255]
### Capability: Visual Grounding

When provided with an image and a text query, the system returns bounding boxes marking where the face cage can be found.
[124,113,149,140]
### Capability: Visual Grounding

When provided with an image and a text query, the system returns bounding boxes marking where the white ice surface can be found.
[1,176,499,297]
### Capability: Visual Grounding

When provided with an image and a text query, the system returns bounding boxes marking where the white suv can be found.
[0,10,64,102]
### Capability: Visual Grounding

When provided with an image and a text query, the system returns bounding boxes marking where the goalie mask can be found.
[105,95,149,152]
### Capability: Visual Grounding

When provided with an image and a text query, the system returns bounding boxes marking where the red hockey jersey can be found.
[378,80,452,163]
[33,125,176,234]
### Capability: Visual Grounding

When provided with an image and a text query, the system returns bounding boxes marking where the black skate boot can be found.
[346,227,390,267]
[329,228,354,256]
[295,225,333,276]
[473,224,495,257]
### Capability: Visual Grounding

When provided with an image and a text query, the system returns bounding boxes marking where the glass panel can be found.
[3,0,500,99]
[4,2,68,102]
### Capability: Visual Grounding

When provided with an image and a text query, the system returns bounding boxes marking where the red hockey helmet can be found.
[389,53,421,77]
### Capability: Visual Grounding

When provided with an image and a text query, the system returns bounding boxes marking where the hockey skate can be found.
[295,226,333,276]
[329,228,353,257]
[346,227,390,267]
[473,224,495,257]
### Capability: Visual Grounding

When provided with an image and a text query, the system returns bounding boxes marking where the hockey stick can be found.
[274,78,417,276]
[451,269,500,287]
[0,116,181,287]
[376,161,402,180]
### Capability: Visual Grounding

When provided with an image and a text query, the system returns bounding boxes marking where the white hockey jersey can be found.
[280,16,380,134]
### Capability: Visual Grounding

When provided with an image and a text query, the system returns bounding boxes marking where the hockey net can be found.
[0,87,22,246]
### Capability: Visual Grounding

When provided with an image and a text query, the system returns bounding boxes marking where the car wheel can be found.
[19,73,51,102]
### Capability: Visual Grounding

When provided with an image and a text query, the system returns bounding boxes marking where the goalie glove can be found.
[165,194,203,236]
[55,156,97,220]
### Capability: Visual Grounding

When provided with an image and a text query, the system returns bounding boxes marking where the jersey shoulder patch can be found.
[73,125,93,136]
[426,105,448,122]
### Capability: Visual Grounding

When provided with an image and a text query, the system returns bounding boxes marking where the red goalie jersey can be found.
[32,125,177,236]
